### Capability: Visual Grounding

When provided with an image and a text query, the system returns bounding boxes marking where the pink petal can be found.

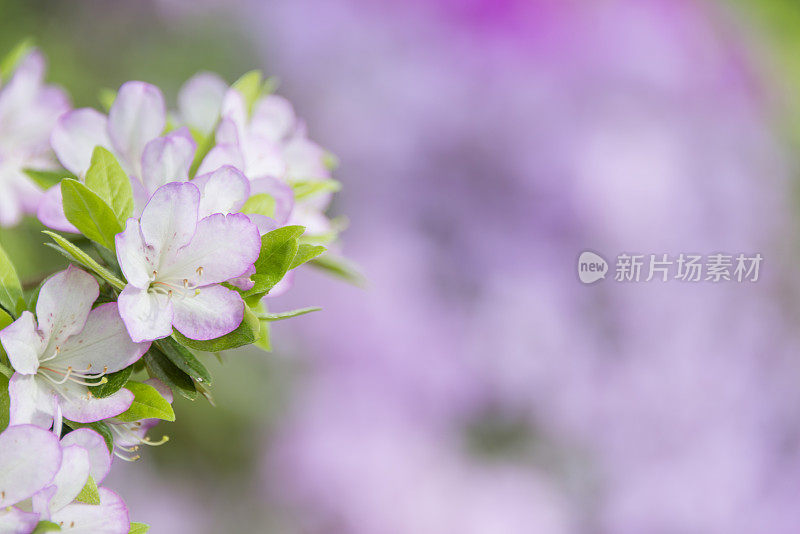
[178,72,227,134]
[108,81,165,174]
[118,286,173,343]
[172,284,244,341]
[50,108,111,177]
[37,184,80,233]
[140,127,196,195]
[192,165,250,218]
[0,312,44,375]
[0,424,62,508]
[36,266,99,349]
[60,428,112,484]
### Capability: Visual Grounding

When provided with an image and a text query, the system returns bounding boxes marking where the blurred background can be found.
[4,0,800,532]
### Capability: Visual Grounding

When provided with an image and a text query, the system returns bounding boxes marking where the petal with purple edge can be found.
[0,50,45,118]
[0,506,40,533]
[115,219,153,289]
[37,185,80,233]
[57,382,134,424]
[61,428,112,484]
[171,284,244,341]
[50,487,130,534]
[140,127,196,195]
[55,302,150,374]
[107,82,165,173]
[0,311,44,375]
[36,267,99,349]
[35,444,90,516]
[178,72,227,134]
[161,212,261,285]
[196,142,244,176]
[0,424,62,507]
[118,286,173,343]
[250,177,294,225]
[8,374,57,429]
[139,182,199,260]
[192,165,250,218]
[50,108,111,177]
[250,95,296,142]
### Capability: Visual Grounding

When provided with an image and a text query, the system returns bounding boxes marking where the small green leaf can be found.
[0,308,12,330]
[89,365,132,399]
[0,242,25,317]
[241,193,276,218]
[129,523,150,534]
[310,255,366,287]
[0,373,10,432]
[259,307,321,321]
[42,231,125,290]
[23,168,73,189]
[75,475,101,505]
[116,381,175,422]
[63,420,114,453]
[0,362,11,380]
[291,179,341,201]
[155,337,212,386]
[290,244,326,270]
[98,88,116,111]
[61,179,123,251]
[188,127,215,178]
[240,225,304,298]
[254,320,272,352]
[84,147,134,225]
[172,305,260,352]
[144,349,197,401]
[0,39,34,81]
[232,70,263,116]
[31,521,61,533]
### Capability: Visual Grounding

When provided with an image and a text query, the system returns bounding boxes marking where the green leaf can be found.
[84,147,134,225]
[98,88,116,111]
[254,320,272,352]
[61,179,123,251]
[291,179,342,201]
[290,244,326,270]
[0,373,10,432]
[144,349,197,401]
[240,225,303,298]
[42,231,125,290]
[116,381,175,422]
[63,420,114,453]
[172,305,260,352]
[76,475,101,505]
[31,521,61,533]
[0,308,12,331]
[0,362,11,380]
[259,307,321,321]
[89,365,133,399]
[188,127,215,178]
[240,193,276,218]
[0,242,25,317]
[23,168,73,190]
[129,523,150,534]
[232,70,263,116]
[0,38,34,81]
[310,254,366,287]
[155,337,212,386]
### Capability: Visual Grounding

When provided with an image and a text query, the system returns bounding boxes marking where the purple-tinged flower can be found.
[0,267,150,429]
[0,49,70,227]
[43,81,195,228]
[177,71,228,135]
[107,378,172,461]
[33,428,129,533]
[116,181,261,342]
[0,424,62,533]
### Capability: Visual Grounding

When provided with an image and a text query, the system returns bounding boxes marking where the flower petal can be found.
[139,182,199,261]
[36,444,89,516]
[118,286,173,343]
[140,127,196,195]
[251,95,296,142]
[249,176,294,225]
[60,428,112,484]
[196,141,244,175]
[50,487,130,534]
[57,382,134,424]
[55,303,150,374]
[8,374,56,429]
[171,284,244,341]
[36,266,99,349]
[0,424,62,508]
[37,184,80,233]
[50,108,111,177]
[192,165,250,218]
[115,219,153,289]
[0,50,45,119]
[0,507,40,533]
[107,81,165,174]
[178,72,227,134]
[0,311,44,375]
[162,212,261,285]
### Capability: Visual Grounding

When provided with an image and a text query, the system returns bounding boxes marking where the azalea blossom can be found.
[0,266,150,430]
[107,378,172,461]
[116,181,261,342]
[176,71,228,135]
[0,49,70,227]
[32,428,129,533]
[0,424,62,533]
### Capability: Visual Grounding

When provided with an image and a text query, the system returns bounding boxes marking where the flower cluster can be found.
[0,43,352,533]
